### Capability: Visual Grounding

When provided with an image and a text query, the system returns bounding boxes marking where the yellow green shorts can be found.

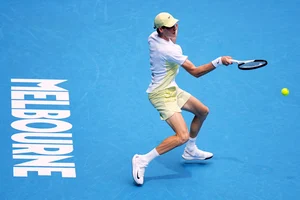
[148,86,191,120]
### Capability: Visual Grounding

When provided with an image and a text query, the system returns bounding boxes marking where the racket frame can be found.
[231,59,268,70]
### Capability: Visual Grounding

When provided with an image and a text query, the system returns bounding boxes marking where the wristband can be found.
[211,57,222,67]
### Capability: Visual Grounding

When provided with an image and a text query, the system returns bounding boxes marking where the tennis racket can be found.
[231,59,268,70]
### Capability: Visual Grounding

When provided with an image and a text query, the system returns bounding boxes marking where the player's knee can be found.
[196,106,209,119]
[176,131,189,145]
[203,106,209,116]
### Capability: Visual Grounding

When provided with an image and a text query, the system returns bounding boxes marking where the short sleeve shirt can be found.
[146,31,188,93]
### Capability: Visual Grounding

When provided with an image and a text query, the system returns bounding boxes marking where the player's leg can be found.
[156,112,190,154]
[132,112,189,185]
[181,95,213,160]
[182,95,209,138]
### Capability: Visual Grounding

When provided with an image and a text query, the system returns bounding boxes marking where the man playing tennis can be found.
[132,12,233,185]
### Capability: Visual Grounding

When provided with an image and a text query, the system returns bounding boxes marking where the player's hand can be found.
[221,56,233,66]
[170,25,178,43]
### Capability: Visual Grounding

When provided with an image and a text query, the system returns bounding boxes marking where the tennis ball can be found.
[281,88,289,96]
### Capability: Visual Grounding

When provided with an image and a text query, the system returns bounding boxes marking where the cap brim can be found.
[164,19,179,27]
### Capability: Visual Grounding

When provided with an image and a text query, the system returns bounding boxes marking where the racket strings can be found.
[239,61,267,69]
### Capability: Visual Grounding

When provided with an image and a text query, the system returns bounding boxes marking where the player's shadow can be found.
[213,156,244,164]
[145,150,213,183]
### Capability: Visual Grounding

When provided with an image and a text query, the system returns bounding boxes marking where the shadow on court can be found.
[145,153,245,183]
[145,152,215,183]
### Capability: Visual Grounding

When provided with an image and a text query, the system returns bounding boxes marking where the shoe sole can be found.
[182,154,213,160]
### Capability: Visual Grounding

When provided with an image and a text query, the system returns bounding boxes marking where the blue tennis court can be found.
[1,0,300,199]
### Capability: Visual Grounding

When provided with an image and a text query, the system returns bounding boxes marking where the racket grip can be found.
[230,59,238,63]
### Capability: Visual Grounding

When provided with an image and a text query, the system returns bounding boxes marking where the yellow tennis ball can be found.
[281,88,289,96]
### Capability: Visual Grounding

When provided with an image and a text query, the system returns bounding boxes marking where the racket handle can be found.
[230,59,239,63]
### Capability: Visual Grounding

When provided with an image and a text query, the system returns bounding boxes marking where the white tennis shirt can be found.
[146,31,188,93]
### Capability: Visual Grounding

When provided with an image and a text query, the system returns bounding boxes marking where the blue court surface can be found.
[1,0,300,200]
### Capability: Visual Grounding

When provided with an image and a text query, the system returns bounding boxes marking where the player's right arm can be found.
[181,56,232,78]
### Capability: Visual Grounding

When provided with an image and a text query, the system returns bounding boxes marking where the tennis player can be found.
[132,12,233,185]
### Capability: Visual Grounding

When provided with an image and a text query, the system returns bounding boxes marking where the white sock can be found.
[141,148,159,163]
[186,137,197,150]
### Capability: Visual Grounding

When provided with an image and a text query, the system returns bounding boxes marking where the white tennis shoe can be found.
[182,146,213,160]
[132,154,148,185]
